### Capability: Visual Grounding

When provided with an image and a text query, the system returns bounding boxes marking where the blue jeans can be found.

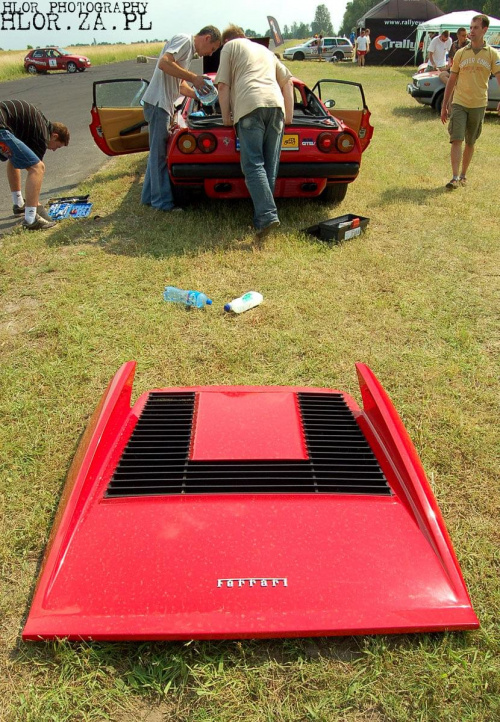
[141,103,175,211]
[0,129,41,169]
[236,107,284,230]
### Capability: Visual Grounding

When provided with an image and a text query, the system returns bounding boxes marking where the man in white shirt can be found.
[215,25,293,238]
[427,31,452,71]
[356,30,369,67]
[141,26,221,212]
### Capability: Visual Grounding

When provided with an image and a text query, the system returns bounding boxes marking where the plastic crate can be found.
[303,214,370,243]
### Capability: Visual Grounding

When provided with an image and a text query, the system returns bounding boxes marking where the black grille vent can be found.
[106,391,390,497]
[298,392,390,495]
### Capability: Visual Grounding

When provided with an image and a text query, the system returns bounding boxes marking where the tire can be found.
[434,92,444,114]
[293,52,305,61]
[333,52,344,61]
[320,183,348,204]
[66,61,77,73]
[172,185,192,206]
[27,64,38,75]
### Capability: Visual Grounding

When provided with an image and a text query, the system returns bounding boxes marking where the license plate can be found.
[282,134,299,151]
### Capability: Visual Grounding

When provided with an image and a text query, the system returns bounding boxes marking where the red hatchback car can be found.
[89,74,373,205]
[24,47,91,74]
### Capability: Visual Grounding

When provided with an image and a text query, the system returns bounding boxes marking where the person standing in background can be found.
[427,30,452,71]
[356,30,368,66]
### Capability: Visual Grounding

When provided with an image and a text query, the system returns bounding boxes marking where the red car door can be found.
[312,79,373,151]
[89,79,150,156]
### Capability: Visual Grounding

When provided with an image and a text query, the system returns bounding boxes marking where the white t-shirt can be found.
[142,35,195,115]
[428,35,452,68]
[356,35,368,52]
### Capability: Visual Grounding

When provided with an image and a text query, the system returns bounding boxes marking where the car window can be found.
[338,39,350,46]
[95,80,149,108]
[33,51,46,58]
[324,39,334,47]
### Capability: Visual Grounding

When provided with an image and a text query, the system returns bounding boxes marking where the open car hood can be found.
[23,362,478,641]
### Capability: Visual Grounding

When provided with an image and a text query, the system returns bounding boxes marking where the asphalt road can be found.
[0,60,157,234]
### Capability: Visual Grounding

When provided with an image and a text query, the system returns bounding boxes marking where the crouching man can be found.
[0,100,69,230]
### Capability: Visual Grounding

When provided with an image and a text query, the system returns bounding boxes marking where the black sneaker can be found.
[22,213,56,231]
[13,203,25,215]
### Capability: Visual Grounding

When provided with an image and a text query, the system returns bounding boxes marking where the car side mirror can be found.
[324,99,335,109]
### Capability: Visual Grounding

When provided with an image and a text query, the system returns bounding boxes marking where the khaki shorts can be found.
[448,104,486,146]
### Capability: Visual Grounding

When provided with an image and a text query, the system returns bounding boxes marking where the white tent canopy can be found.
[415,10,500,61]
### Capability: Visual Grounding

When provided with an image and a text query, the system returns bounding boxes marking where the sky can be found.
[1,0,349,51]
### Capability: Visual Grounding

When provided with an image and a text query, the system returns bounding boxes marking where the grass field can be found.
[1,58,499,722]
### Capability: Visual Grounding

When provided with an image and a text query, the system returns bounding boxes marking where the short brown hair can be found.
[472,14,489,29]
[197,25,222,44]
[440,30,449,38]
[222,24,245,43]
[51,122,70,145]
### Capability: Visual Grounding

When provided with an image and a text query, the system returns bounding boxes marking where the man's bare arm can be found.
[281,79,294,125]
[218,83,232,126]
[441,72,457,123]
[159,52,207,91]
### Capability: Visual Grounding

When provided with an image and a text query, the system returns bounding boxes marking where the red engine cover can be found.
[23,363,479,640]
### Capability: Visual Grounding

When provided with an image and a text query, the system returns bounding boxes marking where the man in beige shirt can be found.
[215,25,293,238]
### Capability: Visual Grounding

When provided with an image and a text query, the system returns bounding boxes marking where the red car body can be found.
[23,362,478,641]
[24,47,91,74]
[89,74,373,204]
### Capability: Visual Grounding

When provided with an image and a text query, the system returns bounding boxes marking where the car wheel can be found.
[27,64,38,74]
[293,52,305,61]
[320,183,348,204]
[172,185,192,206]
[66,61,77,73]
[434,93,444,114]
[334,52,344,61]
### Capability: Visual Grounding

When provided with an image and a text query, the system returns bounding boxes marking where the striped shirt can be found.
[0,100,52,160]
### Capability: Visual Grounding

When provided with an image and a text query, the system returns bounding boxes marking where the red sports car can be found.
[89,74,373,204]
[24,47,91,74]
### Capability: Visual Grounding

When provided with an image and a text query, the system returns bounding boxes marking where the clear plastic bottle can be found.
[224,291,263,314]
[195,79,218,106]
[163,286,212,308]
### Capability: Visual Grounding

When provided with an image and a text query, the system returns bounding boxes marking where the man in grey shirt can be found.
[141,26,221,212]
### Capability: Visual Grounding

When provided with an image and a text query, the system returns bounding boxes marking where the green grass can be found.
[1,63,499,721]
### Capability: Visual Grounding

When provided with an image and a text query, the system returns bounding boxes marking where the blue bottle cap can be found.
[223,303,231,312]
[206,299,213,305]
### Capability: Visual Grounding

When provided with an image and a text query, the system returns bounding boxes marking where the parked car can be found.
[24,48,91,74]
[407,68,500,113]
[283,38,354,62]
[89,75,373,205]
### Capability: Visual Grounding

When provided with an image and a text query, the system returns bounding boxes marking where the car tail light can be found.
[197,133,217,154]
[336,133,356,153]
[178,133,197,154]
[317,132,336,153]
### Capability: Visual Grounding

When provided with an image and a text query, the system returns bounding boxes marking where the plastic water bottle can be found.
[224,291,263,314]
[195,79,218,106]
[163,286,212,308]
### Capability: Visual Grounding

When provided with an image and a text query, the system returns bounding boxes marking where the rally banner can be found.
[365,18,422,66]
